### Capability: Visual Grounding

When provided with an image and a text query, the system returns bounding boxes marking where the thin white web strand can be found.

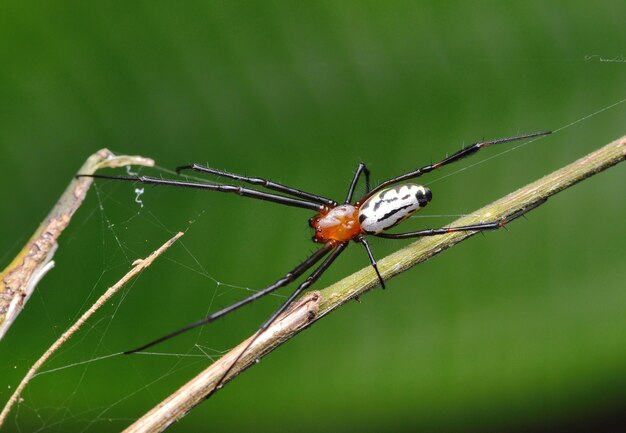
[426,97,626,187]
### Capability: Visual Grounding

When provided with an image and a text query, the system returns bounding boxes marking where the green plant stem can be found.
[124,135,625,433]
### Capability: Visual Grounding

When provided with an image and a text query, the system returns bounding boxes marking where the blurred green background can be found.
[1,1,625,432]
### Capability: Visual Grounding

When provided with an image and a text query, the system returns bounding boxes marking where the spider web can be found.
[2,186,231,432]
[2,94,625,432]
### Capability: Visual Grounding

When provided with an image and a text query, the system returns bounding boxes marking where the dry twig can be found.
[0,149,154,340]
[0,232,184,427]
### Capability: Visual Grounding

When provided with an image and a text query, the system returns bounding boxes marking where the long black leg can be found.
[357,236,385,289]
[176,163,337,207]
[375,200,546,239]
[345,163,370,204]
[124,243,335,354]
[77,174,323,212]
[360,131,551,203]
[211,242,348,393]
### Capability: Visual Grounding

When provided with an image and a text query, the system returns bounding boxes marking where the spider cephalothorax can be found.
[309,205,361,243]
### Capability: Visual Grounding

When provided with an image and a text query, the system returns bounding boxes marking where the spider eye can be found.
[308,217,318,228]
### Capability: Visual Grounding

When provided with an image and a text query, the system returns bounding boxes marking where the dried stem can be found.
[0,232,184,427]
[125,135,626,433]
[0,149,154,340]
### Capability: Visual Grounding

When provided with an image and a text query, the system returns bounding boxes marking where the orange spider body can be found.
[310,204,362,243]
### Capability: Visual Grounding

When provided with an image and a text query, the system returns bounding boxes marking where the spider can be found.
[79,130,550,385]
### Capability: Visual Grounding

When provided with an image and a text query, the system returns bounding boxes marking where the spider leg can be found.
[356,236,385,289]
[77,173,323,211]
[124,243,335,354]
[176,163,337,207]
[210,241,348,394]
[345,162,371,204]
[374,199,546,239]
[361,131,551,202]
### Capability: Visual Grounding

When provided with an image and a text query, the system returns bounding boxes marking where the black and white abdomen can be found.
[358,183,432,234]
